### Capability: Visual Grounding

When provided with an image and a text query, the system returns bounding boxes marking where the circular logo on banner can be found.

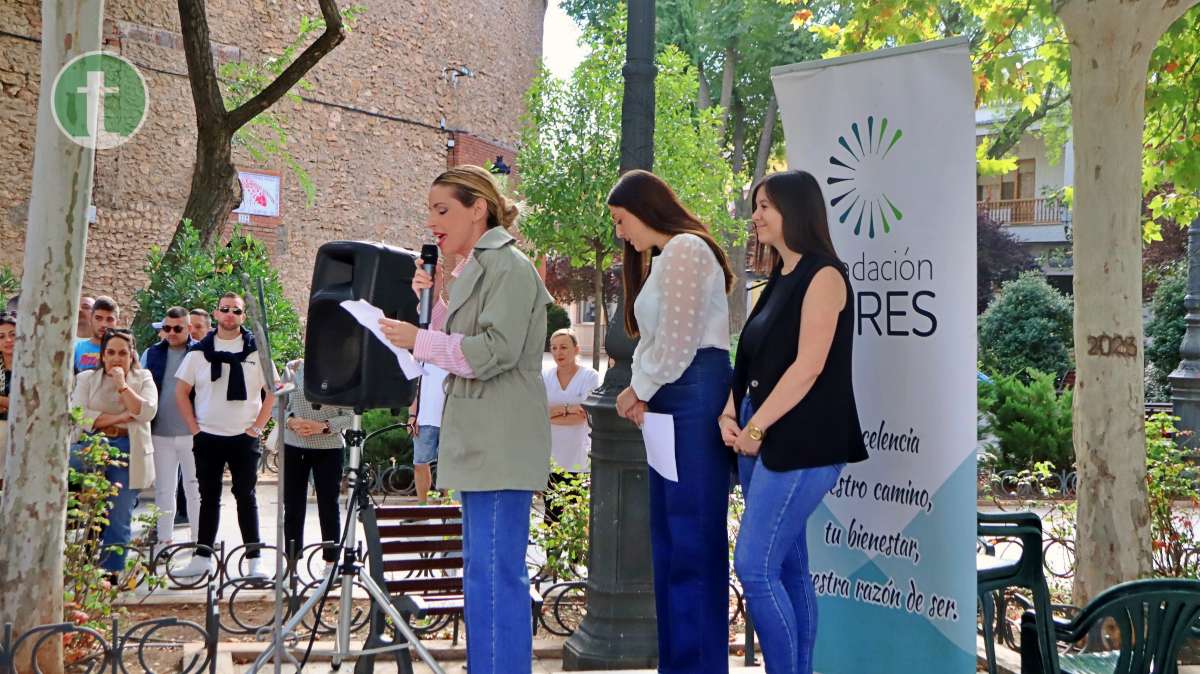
[827,116,904,238]
[51,51,149,150]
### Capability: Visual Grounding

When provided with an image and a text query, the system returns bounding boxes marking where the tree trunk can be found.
[727,98,748,332]
[0,1,103,671]
[170,0,345,251]
[727,95,777,333]
[1058,0,1197,606]
[592,245,605,371]
[717,44,736,138]
[696,61,711,110]
[753,95,777,183]
[172,127,240,251]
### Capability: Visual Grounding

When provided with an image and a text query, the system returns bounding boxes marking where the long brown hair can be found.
[607,170,734,338]
[751,170,841,272]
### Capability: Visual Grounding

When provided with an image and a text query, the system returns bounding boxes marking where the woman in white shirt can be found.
[542,329,601,521]
[69,329,158,579]
[609,169,735,674]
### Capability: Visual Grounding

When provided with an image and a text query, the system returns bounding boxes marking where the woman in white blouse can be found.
[70,328,158,579]
[542,329,601,520]
[608,169,735,674]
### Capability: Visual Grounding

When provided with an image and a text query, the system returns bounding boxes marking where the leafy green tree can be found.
[979,272,1074,380]
[562,0,831,328]
[1145,264,1187,392]
[977,213,1037,313]
[169,1,362,253]
[133,222,303,368]
[517,9,740,366]
[796,0,1199,606]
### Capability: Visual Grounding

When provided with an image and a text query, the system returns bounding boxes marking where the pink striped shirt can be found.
[413,255,476,378]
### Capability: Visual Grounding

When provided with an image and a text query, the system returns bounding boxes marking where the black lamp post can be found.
[561,0,659,669]
[1170,216,1200,450]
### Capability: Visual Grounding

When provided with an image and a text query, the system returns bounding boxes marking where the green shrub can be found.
[978,272,1074,380]
[64,412,163,629]
[979,368,1074,471]
[531,467,590,580]
[1145,264,1186,393]
[0,265,19,308]
[133,222,302,368]
[360,408,413,468]
[1146,412,1200,577]
[546,303,571,350]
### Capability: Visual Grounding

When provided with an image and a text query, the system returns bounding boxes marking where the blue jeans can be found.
[735,399,843,674]
[646,348,733,674]
[70,436,137,574]
[460,489,534,674]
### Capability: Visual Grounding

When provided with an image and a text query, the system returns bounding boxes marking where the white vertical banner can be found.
[770,38,977,673]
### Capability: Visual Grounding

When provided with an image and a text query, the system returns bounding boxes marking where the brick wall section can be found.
[448,131,515,172]
[0,0,545,315]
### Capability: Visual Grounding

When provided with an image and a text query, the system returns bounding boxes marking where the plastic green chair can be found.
[1020,578,1200,674]
[978,511,1060,674]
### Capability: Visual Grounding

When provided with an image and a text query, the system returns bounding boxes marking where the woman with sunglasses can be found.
[70,328,158,580]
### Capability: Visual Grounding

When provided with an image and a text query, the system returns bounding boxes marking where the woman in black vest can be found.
[721,170,868,674]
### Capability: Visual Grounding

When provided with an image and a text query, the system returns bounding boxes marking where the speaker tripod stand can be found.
[249,414,445,674]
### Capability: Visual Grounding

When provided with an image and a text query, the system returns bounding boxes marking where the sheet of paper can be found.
[642,412,678,482]
[339,299,426,380]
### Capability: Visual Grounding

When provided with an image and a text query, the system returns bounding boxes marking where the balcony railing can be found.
[977,197,1064,226]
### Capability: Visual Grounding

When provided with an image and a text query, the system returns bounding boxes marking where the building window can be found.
[1018,159,1036,200]
[578,300,597,324]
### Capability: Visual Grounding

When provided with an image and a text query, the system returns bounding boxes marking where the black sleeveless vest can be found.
[732,255,868,471]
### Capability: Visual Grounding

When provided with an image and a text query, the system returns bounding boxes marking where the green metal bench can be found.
[1020,578,1200,674]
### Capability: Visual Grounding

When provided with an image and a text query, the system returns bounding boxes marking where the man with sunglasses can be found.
[140,306,201,548]
[174,293,274,578]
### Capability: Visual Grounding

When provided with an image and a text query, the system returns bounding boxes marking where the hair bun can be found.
[500,197,520,229]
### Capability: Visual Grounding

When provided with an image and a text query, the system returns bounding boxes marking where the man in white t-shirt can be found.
[409,364,448,504]
[173,292,274,578]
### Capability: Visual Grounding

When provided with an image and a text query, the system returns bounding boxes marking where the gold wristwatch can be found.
[746,423,765,442]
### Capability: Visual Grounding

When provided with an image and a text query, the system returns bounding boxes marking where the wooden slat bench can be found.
[355,503,543,673]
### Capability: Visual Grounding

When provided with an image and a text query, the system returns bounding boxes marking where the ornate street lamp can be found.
[562,0,659,669]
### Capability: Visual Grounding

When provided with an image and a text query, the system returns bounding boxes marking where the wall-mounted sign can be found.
[234,170,281,218]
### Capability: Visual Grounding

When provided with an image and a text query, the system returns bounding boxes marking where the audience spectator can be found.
[74,296,119,373]
[141,307,201,547]
[281,359,351,567]
[174,293,274,578]
[409,364,448,504]
[0,313,14,488]
[77,296,95,338]
[69,328,157,580]
[542,329,600,522]
[188,308,212,343]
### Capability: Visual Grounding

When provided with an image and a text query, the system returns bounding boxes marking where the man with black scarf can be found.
[174,292,274,578]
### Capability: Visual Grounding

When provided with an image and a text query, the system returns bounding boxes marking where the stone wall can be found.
[0,0,545,317]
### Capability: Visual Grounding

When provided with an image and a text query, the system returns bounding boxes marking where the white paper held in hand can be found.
[641,412,678,482]
[339,299,426,380]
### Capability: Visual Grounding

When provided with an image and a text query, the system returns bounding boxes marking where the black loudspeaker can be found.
[304,241,420,410]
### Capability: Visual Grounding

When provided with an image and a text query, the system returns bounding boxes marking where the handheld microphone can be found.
[418,244,439,328]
